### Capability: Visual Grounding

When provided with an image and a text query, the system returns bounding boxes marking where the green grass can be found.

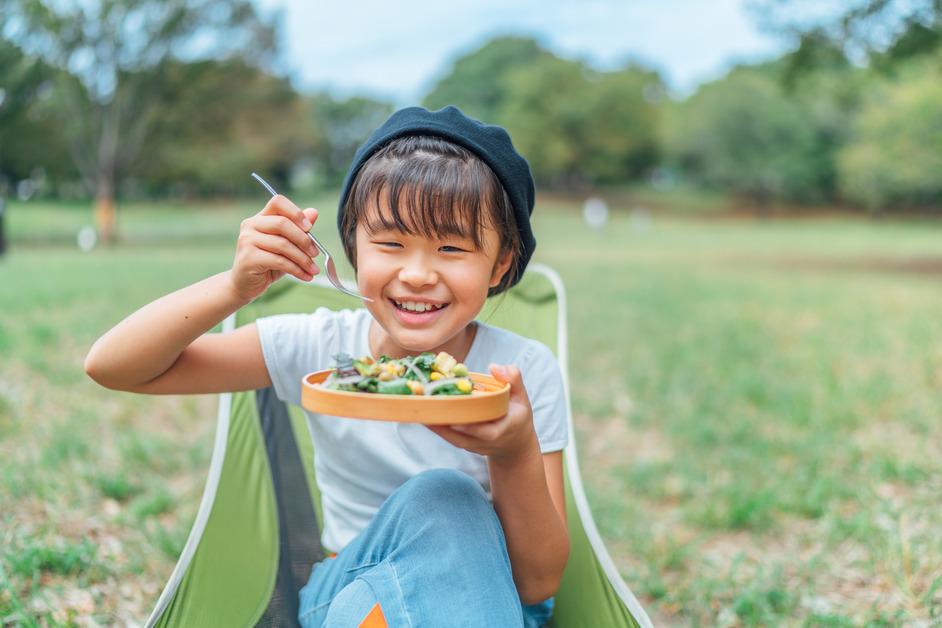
[2,196,941,624]
[95,473,141,502]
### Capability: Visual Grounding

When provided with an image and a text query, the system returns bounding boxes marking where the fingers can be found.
[252,248,315,282]
[451,419,502,440]
[254,196,320,259]
[426,424,478,450]
[252,214,320,257]
[259,194,314,232]
[429,418,504,444]
[252,232,319,277]
[489,364,530,404]
[236,197,323,286]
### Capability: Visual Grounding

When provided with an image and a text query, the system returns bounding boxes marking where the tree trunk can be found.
[95,176,116,243]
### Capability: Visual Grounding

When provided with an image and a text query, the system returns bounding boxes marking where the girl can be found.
[85,106,570,627]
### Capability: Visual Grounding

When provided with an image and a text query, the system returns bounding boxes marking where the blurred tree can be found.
[751,0,942,70]
[496,55,585,186]
[0,39,48,135]
[499,57,661,186]
[307,93,394,185]
[569,66,663,184]
[838,54,942,210]
[5,0,278,241]
[779,44,872,203]
[778,30,852,89]
[423,36,549,122]
[128,58,311,197]
[425,36,662,187]
[663,68,830,206]
[749,0,942,210]
[0,38,73,189]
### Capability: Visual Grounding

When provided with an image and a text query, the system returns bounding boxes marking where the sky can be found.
[255,0,790,105]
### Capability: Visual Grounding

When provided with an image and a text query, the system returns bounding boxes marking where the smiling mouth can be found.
[390,299,450,313]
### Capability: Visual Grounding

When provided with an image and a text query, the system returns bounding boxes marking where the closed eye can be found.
[439,245,468,253]
[376,241,403,248]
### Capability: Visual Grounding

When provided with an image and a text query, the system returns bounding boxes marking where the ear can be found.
[489,250,514,288]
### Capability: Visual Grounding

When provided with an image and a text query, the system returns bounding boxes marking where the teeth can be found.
[395,300,445,312]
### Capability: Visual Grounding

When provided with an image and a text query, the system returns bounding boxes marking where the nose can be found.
[398,251,438,288]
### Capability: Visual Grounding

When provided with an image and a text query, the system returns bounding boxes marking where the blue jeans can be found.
[298,468,554,627]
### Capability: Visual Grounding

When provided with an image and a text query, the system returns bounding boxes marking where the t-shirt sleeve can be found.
[519,340,570,454]
[255,307,338,406]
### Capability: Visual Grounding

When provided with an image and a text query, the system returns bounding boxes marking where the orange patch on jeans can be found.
[358,602,387,628]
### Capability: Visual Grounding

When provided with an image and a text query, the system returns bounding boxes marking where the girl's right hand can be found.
[229,195,321,302]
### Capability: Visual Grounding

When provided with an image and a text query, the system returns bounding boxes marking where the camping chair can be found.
[146,263,652,628]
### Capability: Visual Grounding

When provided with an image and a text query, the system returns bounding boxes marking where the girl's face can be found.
[355,204,512,361]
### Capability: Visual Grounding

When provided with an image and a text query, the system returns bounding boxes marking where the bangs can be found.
[346,140,506,251]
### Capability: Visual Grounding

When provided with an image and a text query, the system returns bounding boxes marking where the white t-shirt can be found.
[256,307,569,552]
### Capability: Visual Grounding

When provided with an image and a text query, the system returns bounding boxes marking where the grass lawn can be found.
[1,196,941,626]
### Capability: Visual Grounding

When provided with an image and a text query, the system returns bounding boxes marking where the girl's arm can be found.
[84,196,320,395]
[488,445,569,605]
[427,365,570,605]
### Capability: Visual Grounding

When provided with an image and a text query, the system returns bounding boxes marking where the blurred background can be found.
[2,0,941,625]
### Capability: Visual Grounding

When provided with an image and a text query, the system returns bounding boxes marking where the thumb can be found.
[490,364,530,407]
[489,363,523,391]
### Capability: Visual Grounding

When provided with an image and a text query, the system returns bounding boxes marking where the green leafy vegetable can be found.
[322,351,473,396]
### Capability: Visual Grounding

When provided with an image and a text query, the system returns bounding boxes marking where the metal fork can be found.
[251,172,372,302]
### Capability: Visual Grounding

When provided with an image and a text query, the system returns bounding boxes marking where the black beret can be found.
[337,105,536,288]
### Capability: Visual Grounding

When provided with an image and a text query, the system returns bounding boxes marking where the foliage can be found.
[663,67,832,203]
[4,0,278,206]
[501,58,661,186]
[838,54,942,209]
[423,36,548,123]
[306,93,394,186]
[750,0,942,66]
[128,58,312,197]
[4,11,942,211]
[0,39,73,187]
[426,36,663,187]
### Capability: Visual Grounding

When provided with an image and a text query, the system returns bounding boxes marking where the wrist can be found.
[488,427,541,468]
[221,269,258,307]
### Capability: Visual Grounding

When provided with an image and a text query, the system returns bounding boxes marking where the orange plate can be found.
[301,370,510,424]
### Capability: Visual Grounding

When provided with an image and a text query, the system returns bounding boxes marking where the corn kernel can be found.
[430,372,443,381]
[433,351,457,375]
[456,378,472,394]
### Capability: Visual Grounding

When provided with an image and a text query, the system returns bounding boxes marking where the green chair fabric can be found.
[146,264,651,628]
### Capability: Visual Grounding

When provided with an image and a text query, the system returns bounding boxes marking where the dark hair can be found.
[340,135,521,296]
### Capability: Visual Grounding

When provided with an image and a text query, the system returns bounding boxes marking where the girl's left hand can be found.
[426,364,539,461]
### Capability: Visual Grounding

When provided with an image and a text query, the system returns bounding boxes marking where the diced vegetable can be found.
[353,358,380,377]
[377,379,412,395]
[323,351,473,396]
[433,351,457,375]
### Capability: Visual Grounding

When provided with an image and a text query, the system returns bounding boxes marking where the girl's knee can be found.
[390,469,496,529]
[399,468,485,504]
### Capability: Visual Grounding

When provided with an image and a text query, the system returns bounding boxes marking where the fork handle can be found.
[306,231,326,256]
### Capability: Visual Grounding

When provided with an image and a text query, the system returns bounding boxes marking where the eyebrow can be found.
[362,207,480,241]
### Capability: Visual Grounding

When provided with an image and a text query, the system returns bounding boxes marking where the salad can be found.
[321,351,474,396]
